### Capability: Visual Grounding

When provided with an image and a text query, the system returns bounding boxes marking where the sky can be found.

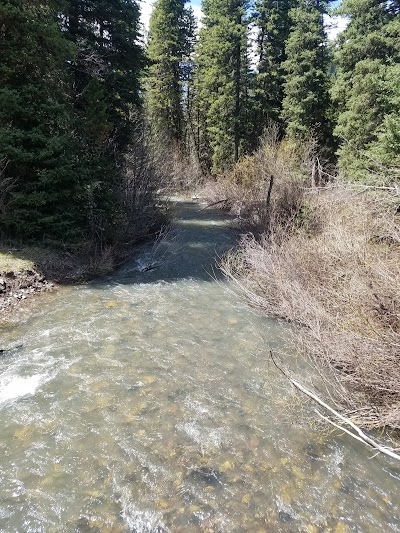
[139,0,348,42]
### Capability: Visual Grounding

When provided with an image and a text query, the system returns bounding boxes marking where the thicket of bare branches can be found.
[208,130,400,431]
[118,119,169,241]
[199,125,319,231]
[119,118,202,237]
[0,157,15,218]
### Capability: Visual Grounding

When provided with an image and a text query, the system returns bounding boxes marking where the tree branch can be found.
[270,351,400,462]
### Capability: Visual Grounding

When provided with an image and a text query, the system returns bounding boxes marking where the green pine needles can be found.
[281,0,333,149]
[146,0,196,145]
[0,0,145,245]
[1,0,399,249]
[332,0,400,181]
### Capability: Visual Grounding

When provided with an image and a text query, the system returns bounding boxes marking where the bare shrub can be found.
[198,124,318,232]
[199,123,400,430]
[168,140,203,192]
[0,157,16,217]
[135,125,202,195]
[222,187,400,430]
[116,118,171,245]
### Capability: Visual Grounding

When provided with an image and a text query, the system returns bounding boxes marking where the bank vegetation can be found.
[202,128,400,432]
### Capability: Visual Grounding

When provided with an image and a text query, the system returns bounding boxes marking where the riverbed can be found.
[0,200,399,532]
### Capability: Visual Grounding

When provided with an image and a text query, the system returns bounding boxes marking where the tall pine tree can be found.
[253,0,293,138]
[64,0,144,151]
[0,0,146,244]
[193,0,250,173]
[62,0,145,241]
[281,0,333,150]
[332,0,400,180]
[0,0,87,241]
[146,0,196,145]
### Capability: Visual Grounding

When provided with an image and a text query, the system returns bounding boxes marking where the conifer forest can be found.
[0,0,398,246]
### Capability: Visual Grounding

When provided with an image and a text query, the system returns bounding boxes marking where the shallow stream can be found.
[0,201,399,532]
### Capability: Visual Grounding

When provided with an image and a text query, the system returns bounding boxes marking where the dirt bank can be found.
[0,244,124,319]
[0,269,55,313]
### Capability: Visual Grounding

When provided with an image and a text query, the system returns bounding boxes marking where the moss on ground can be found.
[0,246,55,274]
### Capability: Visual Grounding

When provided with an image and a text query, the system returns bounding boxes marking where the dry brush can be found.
[204,131,400,431]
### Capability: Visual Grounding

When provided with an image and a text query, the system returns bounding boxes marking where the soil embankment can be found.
[0,245,113,317]
[0,269,54,313]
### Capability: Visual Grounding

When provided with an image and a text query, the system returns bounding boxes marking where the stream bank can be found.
[0,200,399,532]
[0,215,168,319]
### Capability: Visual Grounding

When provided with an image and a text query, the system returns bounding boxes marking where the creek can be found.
[0,200,399,532]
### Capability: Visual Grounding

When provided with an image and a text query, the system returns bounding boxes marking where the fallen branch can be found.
[201,199,229,210]
[270,351,400,462]
[315,409,368,446]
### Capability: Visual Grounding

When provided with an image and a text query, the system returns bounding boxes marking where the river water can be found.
[0,200,399,532]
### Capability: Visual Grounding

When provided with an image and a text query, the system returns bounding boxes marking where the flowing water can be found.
[0,200,399,533]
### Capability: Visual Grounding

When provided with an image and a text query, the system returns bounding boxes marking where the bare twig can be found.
[266,175,274,212]
[270,352,400,462]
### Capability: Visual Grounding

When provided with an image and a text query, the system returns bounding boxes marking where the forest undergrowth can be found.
[0,131,184,316]
[201,129,400,432]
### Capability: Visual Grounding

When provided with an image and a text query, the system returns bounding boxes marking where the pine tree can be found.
[332,0,400,180]
[0,0,146,244]
[0,0,87,241]
[62,0,145,240]
[281,0,333,149]
[193,0,250,173]
[253,0,293,138]
[146,0,196,144]
[64,0,144,151]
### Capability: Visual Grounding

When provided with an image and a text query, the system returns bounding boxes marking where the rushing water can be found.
[0,200,399,532]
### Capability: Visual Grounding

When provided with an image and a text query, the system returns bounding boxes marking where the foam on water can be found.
[118,483,165,533]
[0,374,46,405]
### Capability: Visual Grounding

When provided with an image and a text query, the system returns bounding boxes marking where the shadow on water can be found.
[94,201,239,287]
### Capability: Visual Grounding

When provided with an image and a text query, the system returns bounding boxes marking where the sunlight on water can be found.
[0,374,45,405]
[0,201,399,532]
[175,218,232,227]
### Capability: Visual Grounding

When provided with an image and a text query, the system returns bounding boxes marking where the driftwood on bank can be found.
[201,199,229,210]
[270,351,400,463]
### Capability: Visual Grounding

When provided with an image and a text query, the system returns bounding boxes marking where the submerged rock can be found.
[190,466,224,487]
[75,517,101,532]
[278,510,294,523]
[0,343,23,357]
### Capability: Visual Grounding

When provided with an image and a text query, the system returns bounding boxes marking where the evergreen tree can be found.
[146,0,196,144]
[64,0,144,151]
[62,0,145,241]
[281,0,333,149]
[193,0,250,173]
[332,0,400,179]
[0,0,146,244]
[253,0,293,138]
[0,0,86,241]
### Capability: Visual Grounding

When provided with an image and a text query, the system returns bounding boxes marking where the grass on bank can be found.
[0,243,119,281]
[0,246,39,273]
[201,128,400,431]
